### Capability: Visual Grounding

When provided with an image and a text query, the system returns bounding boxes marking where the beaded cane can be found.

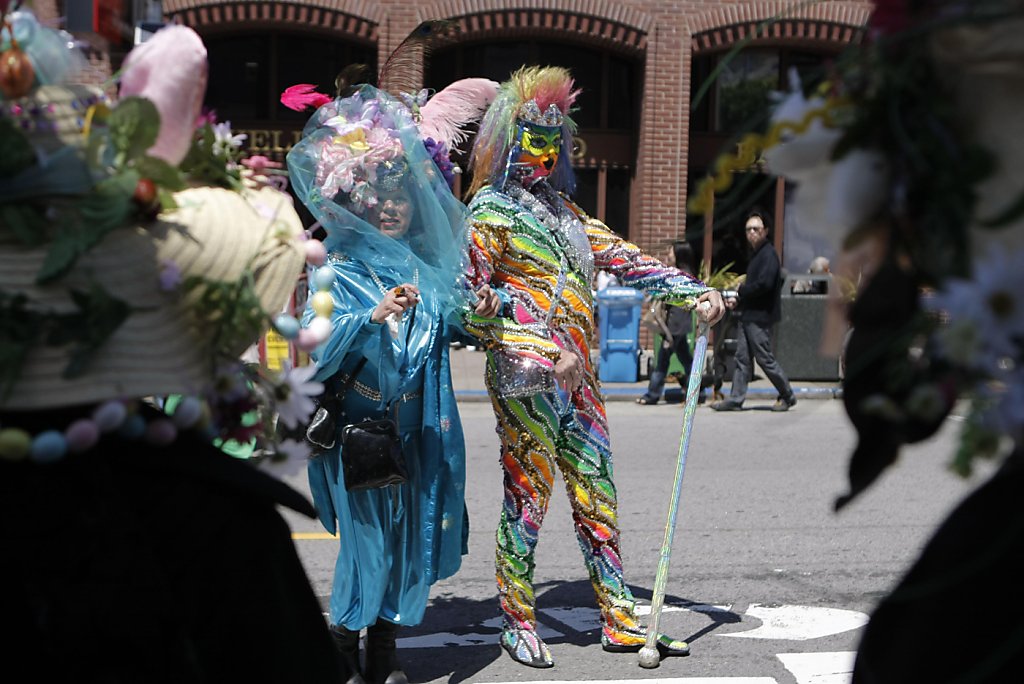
[638,311,711,669]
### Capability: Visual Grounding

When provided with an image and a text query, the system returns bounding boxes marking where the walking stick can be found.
[638,311,711,669]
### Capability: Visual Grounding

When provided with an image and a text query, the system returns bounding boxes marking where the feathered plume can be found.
[280,84,331,112]
[378,19,455,98]
[419,78,499,152]
[512,66,580,121]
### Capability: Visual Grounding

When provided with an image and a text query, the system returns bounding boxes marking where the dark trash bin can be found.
[775,274,842,381]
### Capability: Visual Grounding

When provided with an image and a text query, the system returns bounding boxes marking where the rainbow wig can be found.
[467,66,580,197]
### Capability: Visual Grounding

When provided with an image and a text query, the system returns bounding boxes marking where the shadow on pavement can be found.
[401,580,742,683]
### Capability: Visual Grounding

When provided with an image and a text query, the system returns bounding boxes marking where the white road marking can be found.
[487,679,776,684]
[542,603,733,633]
[777,651,856,684]
[721,605,868,641]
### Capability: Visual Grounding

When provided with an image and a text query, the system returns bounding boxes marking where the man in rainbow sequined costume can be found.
[461,66,725,668]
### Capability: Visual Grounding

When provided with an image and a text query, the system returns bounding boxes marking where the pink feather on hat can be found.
[419,77,499,152]
[280,84,332,112]
[119,26,208,165]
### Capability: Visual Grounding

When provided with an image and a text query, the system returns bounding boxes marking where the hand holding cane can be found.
[638,302,712,669]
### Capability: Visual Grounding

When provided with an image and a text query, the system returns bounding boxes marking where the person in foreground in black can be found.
[0,410,339,682]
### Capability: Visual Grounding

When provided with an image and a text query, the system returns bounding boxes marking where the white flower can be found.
[928,246,1024,373]
[824,149,889,234]
[973,375,1024,442]
[274,362,324,430]
[936,320,984,368]
[212,121,247,157]
[763,70,841,178]
[761,70,889,249]
[256,438,311,480]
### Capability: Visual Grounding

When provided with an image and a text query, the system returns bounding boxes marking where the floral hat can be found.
[0,11,326,462]
[284,74,497,350]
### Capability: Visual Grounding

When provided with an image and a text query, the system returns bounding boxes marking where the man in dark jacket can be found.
[712,211,797,412]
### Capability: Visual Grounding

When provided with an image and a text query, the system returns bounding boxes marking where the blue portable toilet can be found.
[596,286,645,382]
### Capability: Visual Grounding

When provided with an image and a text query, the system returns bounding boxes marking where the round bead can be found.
[92,400,127,432]
[65,419,100,453]
[172,396,203,428]
[30,430,67,464]
[0,47,36,99]
[145,418,178,446]
[296,327,321,352]
[273,313,300,340]
[313,265,337,290]
[310,291,334,318]
[0,428,32,461]
[119,413,147,440]
[304,239,327,267]
[307,315,332,344]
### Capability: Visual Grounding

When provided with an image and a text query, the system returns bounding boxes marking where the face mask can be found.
[514,123,562,182]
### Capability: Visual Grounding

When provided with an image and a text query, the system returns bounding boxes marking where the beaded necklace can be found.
[0,397,209,463]
[364,261,419,338]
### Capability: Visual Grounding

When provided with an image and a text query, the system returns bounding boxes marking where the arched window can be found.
[202,32,376,153]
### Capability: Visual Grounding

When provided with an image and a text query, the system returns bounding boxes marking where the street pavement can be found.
[448,345,843,403]
[272,350,992,684]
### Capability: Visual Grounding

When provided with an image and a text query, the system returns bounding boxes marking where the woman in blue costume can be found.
[288,81,499,684]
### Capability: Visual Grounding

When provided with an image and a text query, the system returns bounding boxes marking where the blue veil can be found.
[287,84,470,321]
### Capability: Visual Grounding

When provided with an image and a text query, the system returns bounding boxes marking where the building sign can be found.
[237,128,303,159]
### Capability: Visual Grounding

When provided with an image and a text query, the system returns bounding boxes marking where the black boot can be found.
[364,620,409,684]
[329,625,367,684]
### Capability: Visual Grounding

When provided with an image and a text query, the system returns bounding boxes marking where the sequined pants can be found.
[488,375,642,637]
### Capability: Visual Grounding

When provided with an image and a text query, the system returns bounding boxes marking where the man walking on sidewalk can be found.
[712,211,797,412]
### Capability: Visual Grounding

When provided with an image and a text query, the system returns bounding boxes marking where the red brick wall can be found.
[161,0,871,253]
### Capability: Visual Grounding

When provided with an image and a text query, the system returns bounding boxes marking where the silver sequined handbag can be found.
[493,349,557,398]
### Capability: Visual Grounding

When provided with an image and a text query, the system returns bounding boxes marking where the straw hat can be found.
[0,184,304,410]
[0,79,306,411]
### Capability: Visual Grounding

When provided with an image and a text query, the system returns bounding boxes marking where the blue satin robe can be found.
[303,255,468,630]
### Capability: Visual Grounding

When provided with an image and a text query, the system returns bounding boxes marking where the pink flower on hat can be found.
[119,25,208,165]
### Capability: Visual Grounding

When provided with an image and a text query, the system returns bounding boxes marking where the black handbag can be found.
[339,409,409,491]
[305,350,410,490]
[304,358,367,455]
[305,393,342,454]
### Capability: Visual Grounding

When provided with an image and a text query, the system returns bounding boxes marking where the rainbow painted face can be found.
[516,123,562,181]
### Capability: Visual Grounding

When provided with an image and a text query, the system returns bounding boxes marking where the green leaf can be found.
[0,117,37,178]
[80,171,138,234]
[0,203,48,245]
[36,229,83,284]
[107,96,161,168]
[135,155,186,191]
[35,173,139,284]
[157,188,178,212]
[61,284,131,379]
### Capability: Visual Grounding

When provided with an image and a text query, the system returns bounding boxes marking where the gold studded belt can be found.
[337,373,422,403]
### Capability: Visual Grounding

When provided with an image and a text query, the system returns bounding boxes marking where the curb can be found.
[453,386,843,403]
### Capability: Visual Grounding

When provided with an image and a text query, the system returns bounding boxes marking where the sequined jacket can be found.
[463,180,710,383]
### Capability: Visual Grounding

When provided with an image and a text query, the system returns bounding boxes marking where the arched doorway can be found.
[687,15,867,278]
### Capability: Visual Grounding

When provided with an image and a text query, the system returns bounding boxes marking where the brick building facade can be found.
[49,0,872,267]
